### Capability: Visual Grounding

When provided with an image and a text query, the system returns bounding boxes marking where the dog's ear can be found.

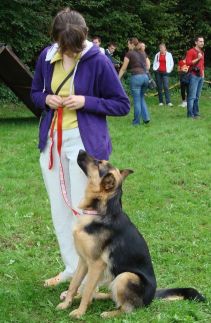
[120,169,134,181]
[101,173,116,191]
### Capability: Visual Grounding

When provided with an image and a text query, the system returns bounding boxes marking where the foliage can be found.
[0,0,211,99]
[0,0,50,65]
[0,0,211,67]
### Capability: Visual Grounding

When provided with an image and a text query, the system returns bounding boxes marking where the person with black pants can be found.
[178,58,189,107]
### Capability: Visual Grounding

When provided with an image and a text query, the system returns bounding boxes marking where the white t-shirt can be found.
[99,47,105,54]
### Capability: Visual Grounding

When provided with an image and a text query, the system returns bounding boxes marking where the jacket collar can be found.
[45,40,94,62]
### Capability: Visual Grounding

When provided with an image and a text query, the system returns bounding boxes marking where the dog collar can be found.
[82,209,99,216]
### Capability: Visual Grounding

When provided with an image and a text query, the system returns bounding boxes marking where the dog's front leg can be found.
[69,259,106,318]
[57,258,87,310]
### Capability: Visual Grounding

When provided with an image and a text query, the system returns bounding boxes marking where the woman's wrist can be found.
[45,94,52,106]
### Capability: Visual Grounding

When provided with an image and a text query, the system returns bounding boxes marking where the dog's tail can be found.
[155,288,205,302]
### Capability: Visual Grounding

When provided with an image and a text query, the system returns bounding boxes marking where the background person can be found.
[137,42,151,71]
[177,57,189,107]
[185,36,205,118]
[92,36,105,54]
[105,42,120,71]
[153,43,174,106]
[31,8,130,287]
[119,37,150,126]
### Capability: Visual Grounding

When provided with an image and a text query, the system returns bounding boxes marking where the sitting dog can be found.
[57,150,205,318]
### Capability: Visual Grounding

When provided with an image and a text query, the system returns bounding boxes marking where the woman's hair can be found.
[51,8,88,54]
[128,37,139,47]
[136,42,146,51]
[92,36,102,42]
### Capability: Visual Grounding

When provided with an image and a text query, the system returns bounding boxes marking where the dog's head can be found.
[77,150,133,212]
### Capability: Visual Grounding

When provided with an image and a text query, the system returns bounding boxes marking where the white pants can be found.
[40,128,87,281]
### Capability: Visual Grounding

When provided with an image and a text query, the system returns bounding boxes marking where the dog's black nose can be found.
[78,149,86,159]
[78,149,86,155]
[77,150,87,164]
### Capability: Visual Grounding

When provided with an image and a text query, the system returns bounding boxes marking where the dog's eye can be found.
[94,159,103,166]
[93,159,99,166]
[99,168,108,178]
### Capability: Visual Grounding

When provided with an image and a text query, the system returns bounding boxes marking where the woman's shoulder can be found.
[37,44,58,61]
[166,51,173,57]
[125,50,135,58]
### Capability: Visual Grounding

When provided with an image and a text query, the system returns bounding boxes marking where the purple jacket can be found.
[31,43,130,160]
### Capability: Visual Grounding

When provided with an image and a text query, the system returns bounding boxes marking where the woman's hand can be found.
[46,95,63,109]
[62,95,85,110]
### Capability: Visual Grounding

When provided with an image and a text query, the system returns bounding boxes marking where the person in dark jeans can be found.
[153,43,174,106]
[185,36,205,118]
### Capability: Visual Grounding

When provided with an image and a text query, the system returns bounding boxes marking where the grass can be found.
[0,94,211,323]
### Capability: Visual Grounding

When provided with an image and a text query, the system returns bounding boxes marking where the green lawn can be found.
[0,95,211,323]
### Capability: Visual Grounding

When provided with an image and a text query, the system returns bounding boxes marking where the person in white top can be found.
[92,36,105,54]
[153,43,174,107]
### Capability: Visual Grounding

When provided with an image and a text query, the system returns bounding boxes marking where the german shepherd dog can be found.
[57,150,205,319]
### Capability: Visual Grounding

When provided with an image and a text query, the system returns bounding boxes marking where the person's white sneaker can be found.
[167,103,173,107]
[159,103,164,106]
[181,101,187,107]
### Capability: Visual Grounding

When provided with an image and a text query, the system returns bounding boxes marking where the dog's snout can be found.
[77,150,87,163]
[78,149,86,157]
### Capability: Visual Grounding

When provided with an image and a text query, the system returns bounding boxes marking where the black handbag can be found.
[147,73,157,90]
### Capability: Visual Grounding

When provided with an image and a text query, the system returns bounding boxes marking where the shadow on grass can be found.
[0,117,38,125]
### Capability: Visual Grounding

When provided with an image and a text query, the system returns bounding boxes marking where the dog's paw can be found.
[60,290,68,301]
[44,273,62,287]
[56,301,71,310]
[69,308,85,319]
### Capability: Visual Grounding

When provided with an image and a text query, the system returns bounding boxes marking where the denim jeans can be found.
[187,74,204,117]
[155,71,171,104]
[130,74,150,125]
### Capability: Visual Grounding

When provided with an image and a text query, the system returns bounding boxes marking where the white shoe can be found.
[181,101,187,107]
[159,103,164,106]
[167,103,173,107]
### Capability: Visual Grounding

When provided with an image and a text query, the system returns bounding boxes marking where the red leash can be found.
[48,107,80,217]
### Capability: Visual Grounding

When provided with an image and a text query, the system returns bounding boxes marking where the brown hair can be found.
[51,8,88,54]
[128,37,139,47]
[92,36,102,42]
[108,42,117,48]
[194,36,204,42]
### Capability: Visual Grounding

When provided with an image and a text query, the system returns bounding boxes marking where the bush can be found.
[0,0,211,69]
[0,82,20,103]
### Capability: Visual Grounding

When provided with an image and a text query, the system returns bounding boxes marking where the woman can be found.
[153,43,174,106]
[31,8,130,287]
[137,42,151,68]
[119,38,150,125]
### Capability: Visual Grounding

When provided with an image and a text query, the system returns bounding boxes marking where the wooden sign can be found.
[0,44,40,118]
